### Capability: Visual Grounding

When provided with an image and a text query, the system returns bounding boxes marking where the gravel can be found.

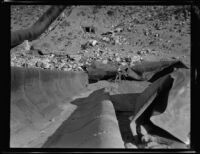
[11,47,143,72]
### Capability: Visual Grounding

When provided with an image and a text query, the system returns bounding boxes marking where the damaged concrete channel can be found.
[10,5,191,149]
[10,60,190,148]
[11,66,125,148]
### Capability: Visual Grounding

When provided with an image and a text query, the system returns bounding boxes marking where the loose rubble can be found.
[11,40,143,73]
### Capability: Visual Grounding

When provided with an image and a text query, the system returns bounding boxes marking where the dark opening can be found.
[82,26,95,34]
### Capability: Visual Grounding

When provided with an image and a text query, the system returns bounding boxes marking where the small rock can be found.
[28,49,44,56]
[99,50,104,55]
[140,125,148,136]
[146,142,169,149]
[115,39,121,45]
[141,134,157,143]
[124,57,132,63]
[114,36,121,44]
[114,53,119,56]
[42,62,51,69]
[124,143,138,149]
[77,66,83,71]
[72,64,77,69]
[114,27,123,33]
[102,37,110,42]
[24,40,31,51]
[141,134,152,143]
[122,37,127,42]
[89,40,98,46]
[116,57,121,62]
[36,58,51,69]
[102,59,108,64]
[36,61,43,67]
[68,64,73,68]
[49,118,55,122]
[130,121,137,136]
[28,59,38,67]
[81,42,91,50]
[63,67,72,71]
[130,55,141,63]
[61,12,65,18]
[49,53,55,58]
[58,62,66,69]
[70,54,82,62]
[137,49,149,55]
[77,63,84,67]
[48,25,53,31]
[146,141,160,148]
[108,56,113,61]
[171,56,179,60]
[121,62,127,66]
[11,61,15,66]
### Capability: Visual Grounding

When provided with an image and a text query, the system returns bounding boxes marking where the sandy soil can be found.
[11,5,190,66]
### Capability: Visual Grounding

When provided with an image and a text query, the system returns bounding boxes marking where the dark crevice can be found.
[149,61,188,82]
[82,26,96,34]
[115,111,136,143]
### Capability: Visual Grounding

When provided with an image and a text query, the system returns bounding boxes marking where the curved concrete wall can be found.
[11,67,88,147]
[10,67,124,148]
[43,90,124,148]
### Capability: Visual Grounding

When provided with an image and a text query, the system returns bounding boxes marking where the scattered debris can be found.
[137,49,150,55]
[11,47,144,72]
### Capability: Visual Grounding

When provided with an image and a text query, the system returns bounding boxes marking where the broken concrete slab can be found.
[10,59,190,148]
[150,69,190,145]
[43,89,124,148]
[129,68,190,145]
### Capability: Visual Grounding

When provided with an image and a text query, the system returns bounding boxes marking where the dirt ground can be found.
[10,5,191,149]
[11,5,190,67]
